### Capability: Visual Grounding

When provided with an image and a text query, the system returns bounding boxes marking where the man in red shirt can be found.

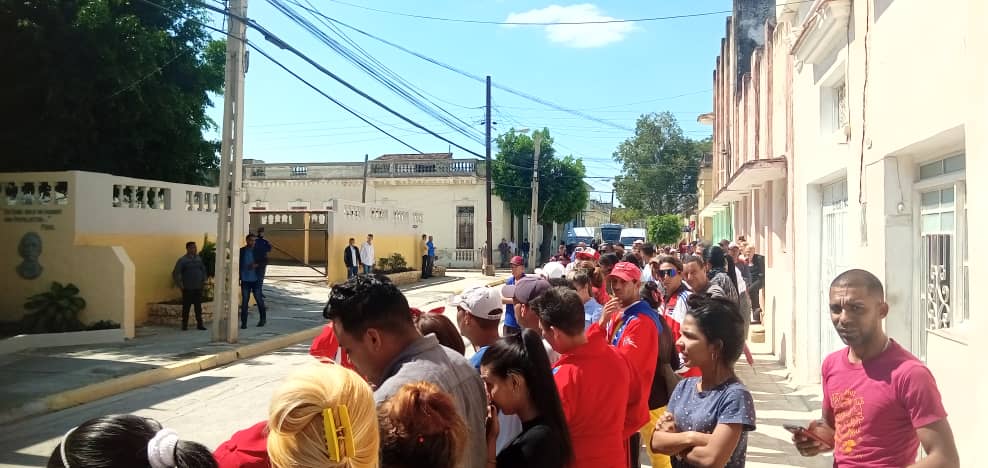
[793,269,959,467]
[533,286,647,468]
[593,261,663,467]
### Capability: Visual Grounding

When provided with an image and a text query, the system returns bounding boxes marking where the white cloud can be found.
[505,4,635,48]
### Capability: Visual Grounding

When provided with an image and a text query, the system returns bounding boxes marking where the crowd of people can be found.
[71,236,958,467]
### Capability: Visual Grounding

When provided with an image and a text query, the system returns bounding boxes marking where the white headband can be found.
[60,426,77,468]
[147,428,180,468]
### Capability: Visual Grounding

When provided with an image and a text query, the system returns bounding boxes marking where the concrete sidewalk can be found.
[0,271,507,424]
[738,342,833,468]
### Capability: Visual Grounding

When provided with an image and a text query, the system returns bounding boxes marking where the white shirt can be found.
[348,245,359,266]
[360,241,375,266]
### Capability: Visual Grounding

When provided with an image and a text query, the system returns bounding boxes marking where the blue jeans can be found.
[347,266,358,278]
[363,264,373,275]
[256,263,267,297]
[240,281,266,326]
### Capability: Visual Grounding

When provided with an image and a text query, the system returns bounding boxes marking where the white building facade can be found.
[698,0,988,462]
[242,154,516,268]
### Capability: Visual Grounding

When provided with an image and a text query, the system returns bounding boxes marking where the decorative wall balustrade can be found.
[3,180,70,206]
[369,159,478,177]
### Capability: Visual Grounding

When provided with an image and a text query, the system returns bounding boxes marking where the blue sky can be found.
[204,1,730,202]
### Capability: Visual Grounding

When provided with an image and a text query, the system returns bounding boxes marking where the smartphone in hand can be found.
[784,423,834,449]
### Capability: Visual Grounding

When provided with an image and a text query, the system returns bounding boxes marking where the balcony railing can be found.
[369,159,478,177]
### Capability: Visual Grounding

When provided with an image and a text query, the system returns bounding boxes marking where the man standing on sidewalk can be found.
[498,238,510,267]
[595,261,662,467]
[535,286,646,468]
[239,234,266,329]
[420,234,431,279]
[501,256,527,336]
[427,235,436,275]
[326,275,487,468]
[793,269,959,467]
[172,241,207,331]
[359,233,375,275]
[343,237,360,279]
[253,227,272,298]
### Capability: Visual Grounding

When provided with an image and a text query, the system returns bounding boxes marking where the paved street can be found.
[0,272,832,468]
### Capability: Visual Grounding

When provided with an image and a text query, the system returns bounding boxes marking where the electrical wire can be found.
[172,0,488,158]
[133,0,426,154]
[285,3,633,132]
[321,0,812,26]
[270,0,485,145]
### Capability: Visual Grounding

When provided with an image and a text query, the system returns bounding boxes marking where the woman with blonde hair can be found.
[378,381,468,468]
[267,362,379,468]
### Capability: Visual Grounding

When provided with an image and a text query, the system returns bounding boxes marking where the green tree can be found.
[609,207,644,227]
[0,0,226,185]
[612,112,708,216]
[492,129,589,260]
[647,214,684,246]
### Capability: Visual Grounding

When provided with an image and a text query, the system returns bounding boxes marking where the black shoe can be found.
[197,326,207,330]
[257,321,265,327]
[240,323,247,329]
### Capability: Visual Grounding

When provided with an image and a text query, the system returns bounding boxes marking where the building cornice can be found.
[790,0,851,66]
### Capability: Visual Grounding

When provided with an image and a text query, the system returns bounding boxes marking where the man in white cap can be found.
[451,285,523,455]
[451,286,504,369]
[535,261,566,280]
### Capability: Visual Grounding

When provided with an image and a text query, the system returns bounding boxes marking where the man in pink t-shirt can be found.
[793,269,959,467]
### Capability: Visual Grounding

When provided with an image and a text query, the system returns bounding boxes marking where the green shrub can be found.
[375,253,413,274]
[200,237,216,278]
[647,214,684,246]
[20,282,87,333]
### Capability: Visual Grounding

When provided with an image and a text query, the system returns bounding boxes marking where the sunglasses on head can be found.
[656,268,677,278]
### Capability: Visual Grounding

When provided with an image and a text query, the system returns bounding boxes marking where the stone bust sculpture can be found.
[16,232,43,280]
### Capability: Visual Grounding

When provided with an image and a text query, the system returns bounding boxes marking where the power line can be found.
[321,0,773,26]
[134,0,427,154]
[177,0,488,158]
[270,0,485,145]
[286,4,633,132]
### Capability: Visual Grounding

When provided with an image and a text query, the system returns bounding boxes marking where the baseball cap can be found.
[509,255,525,266]
[535,262,565,279]
[608,261,642,283]
[575,247,597,260]
[501,275,551,304]
[728,241,739,249]
[450,286,503,320]
[633,239,644,245]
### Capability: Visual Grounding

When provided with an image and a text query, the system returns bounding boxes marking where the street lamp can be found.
[515,128,542,271]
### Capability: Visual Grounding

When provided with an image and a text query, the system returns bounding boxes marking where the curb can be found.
[0,326,323,426]
[0,275,509,426]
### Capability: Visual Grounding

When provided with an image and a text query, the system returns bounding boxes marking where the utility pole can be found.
[484,76,494,276]
[212,0,248,343]
[608,190,615,223]
[528,132,542,271]
[361,153,369,203]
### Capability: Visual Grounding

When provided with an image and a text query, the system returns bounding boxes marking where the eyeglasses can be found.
[656,268,678,278]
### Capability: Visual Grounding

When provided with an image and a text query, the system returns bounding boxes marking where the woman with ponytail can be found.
[378,381,468,468]
[48,414,217,468]
[481,329,573,468]
[266,362,379,468]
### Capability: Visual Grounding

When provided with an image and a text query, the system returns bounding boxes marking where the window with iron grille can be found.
[834,81,848,131]
[916,154,967,357]
[251,167,266,177]
[456,206,475,249]
[291,166,307,177]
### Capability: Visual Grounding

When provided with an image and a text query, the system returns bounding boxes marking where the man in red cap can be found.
[592,261,664,467]
[501,255,527,335]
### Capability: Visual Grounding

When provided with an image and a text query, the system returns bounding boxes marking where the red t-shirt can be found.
[308,324,356,371]
[822,340,948,466]
[213,421,271,468]
[553,333,642,468]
